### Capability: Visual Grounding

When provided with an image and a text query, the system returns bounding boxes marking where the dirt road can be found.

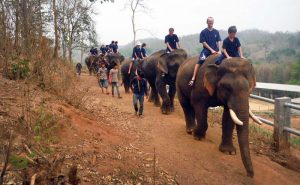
[57,74,300,185]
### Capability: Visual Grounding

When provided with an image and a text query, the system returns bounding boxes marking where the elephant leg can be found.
[180,100,195,134]
[219,106,236,155]
[148,81,160,106]
[193,103,208,140]
[168,83,176,112]
[156,80,171,114]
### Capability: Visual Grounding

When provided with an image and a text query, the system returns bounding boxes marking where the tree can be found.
[53,0,59,58]
[289,61,300,85]
[126,0,148,46]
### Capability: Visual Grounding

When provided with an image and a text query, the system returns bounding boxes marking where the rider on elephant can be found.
[215,26,245,65]
[165,28,180,53]
[90,46,98,56]
[189,17,222,86]
[100,44,107,56]
[128,41,143,77]
[141,43,147,58]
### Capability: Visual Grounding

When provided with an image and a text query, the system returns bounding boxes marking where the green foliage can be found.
[33,106,60,144]
[11,59,30,79]
[9,155,29,170]
[289,61,300,85]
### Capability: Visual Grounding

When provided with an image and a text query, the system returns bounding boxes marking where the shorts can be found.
[198,50,212,65]
[99,79,108,88]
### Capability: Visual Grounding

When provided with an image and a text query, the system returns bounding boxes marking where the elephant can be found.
[176,54,262,177]
[85,55,99,75]
[121,58,144,93]
[105,53,125,73]
[142,49,188,114]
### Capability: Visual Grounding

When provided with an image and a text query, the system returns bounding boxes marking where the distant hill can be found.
[119,29,300,64]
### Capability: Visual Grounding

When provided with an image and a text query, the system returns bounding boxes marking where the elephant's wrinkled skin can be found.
[143,49,187,114]
[176,55,257,177]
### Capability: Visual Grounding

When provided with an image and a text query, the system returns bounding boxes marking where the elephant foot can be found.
[161,106,172,115]
[193,128,206,140]
[219,144,236,155]
[186,128,193,135]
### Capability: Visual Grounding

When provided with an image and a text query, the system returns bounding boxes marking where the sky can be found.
[92,0,300,46]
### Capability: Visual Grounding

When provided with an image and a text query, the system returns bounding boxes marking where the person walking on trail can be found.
[189,17,222,87]
[128,41,142,75]
[109,64,122,99]
[130,70,148,116]
[76,63,82,76]
[98,63,110,95]
[141,43,147,58]
[215,26,245,65]
[165,28,180,53]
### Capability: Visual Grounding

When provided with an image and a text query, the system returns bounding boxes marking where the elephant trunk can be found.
[231,99,254,177]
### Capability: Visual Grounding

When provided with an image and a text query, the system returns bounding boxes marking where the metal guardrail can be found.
[250,94,300,151]
[250,94,275,104]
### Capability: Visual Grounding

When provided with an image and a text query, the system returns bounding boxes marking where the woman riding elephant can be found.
[176,55,262,177]
[143,49,187,114]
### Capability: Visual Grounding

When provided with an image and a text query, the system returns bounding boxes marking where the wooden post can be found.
[274,97,291,152]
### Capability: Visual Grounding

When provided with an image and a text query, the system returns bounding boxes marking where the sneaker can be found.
[118,96,122,99]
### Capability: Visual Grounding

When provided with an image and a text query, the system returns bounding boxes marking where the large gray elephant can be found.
[176,54,262,177]
[143,49,188,114]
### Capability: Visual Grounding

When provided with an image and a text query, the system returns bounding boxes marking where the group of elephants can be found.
[85,49,263,177]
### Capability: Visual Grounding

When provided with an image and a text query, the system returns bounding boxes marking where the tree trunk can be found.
[21,0,30,56]
[14,0,20,54]
[53,0,59,58]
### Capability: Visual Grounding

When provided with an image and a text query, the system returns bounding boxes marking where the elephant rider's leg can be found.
[156,76,171,114]
[215,53,226,65]
[219,106,236,154]
[189,50,211,86]
[192,102,208,140]
[168,82,176,112]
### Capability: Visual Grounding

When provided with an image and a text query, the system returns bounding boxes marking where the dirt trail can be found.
[61,74,299,185]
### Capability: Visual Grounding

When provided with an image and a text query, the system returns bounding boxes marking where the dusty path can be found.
[62,74,300,185]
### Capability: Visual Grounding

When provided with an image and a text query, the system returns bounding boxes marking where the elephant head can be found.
[105,53,125,66]
[203,58,260,177]
[157,49,188,78]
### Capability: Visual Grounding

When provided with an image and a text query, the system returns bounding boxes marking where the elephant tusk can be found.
[229,109,243,126]
[249,110,263,125]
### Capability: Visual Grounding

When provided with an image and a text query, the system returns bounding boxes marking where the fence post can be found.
[274,97,291,152]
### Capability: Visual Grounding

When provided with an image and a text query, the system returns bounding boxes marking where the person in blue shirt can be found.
[113,41,119,53]
[189,17,222,86]
[128,41,142,74]
[130,70,149,116]
[141,43,147,58]
[100,44,107,55]
[165,28,180,52]
[90,46,98,56]
[215,26,245,65]
[109,41,115,51]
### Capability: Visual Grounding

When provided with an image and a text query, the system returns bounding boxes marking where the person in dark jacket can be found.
[130,70,148,116]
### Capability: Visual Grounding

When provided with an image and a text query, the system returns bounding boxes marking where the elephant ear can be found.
[157,54,169,74]
[203,64,220,96]
[248,64,256,92]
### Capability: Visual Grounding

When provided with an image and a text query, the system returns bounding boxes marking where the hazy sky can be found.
[92,0,300,45]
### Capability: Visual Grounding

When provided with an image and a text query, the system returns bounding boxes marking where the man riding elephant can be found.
[143,49,187,114]
[176,55,262,177]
